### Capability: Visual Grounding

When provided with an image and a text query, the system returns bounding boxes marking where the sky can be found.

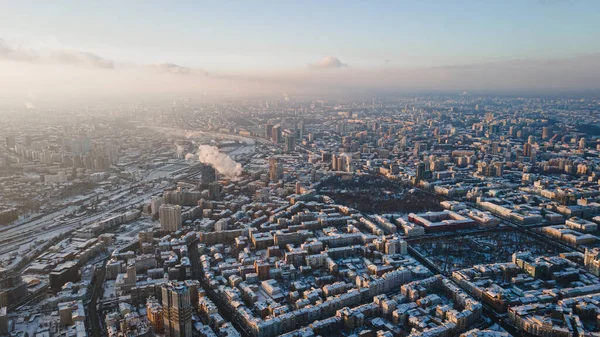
[1,0,600,100]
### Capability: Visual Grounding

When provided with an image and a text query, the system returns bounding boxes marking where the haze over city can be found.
[1,0,600,103]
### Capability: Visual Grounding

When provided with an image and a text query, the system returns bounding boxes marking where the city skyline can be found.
[3,3,600,337]
[2,94,600,337]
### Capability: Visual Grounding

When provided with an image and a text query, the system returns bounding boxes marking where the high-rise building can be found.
[489,124,500,135]
[199,164,217,188]
[340,154,353,172]
[416,162,427,181]
[269,158,283,181]
[4,136,15,148]
[150,197,164,218]
[139,230,154,253]
[146,297,164,334]
[208,182,221,201]
[0,273,27,308]
[372,95,376,113]
[125,262,137,286]
[298,120,305,139]
[161,282,192,337]
[491,142,499,156]
[399,136,407,150]
[494,162,503,177]
[265,123,273,139]
[138,230,153,245]
[159,204,182,232]
[271,124,281,143]
[579,137,587,150]
[331,153,338,171]
[523,143,532,158]
[505,143,512,160]
[542,127,552,140]
[336,121,347,134]
[413,142,427,157]
[0,307,7,335]
[284,135,295,153]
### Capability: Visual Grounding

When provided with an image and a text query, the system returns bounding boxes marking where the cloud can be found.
[148,62,259,81]
[1,34,600,101]
[150,63,192,75]
[0,38,40,63]
[48,50,114,68]
[288,53,600,95]
[0,38,114,69]
[308,56,348,70]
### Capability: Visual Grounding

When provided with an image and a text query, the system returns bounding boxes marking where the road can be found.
[87,258,108,337]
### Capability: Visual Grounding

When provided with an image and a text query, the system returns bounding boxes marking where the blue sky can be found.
[1,0,599,71]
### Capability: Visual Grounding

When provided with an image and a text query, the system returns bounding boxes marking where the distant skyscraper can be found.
[162,282,192,337]
[372,95,376,113]
[416,162,427,181]
[208,182,221,201]
[530,148,537,163]
[542,127,552,140]
[523,143,532,158]
[5,136,15,148]
[159,204,182,232]
[271,124,281,143]
[491,142,499,156]
[284,135,295,153]
[494,162,503,177]
[336,121,347,134]
[199,164,217,188]
[579,137,587,150]
[269,157,283,181]
[505,144,512,160]
[298,120,305,139]
[265,123,273,139]
[413,142,427,157]
[331,153,338,171]
[399,136,407,150]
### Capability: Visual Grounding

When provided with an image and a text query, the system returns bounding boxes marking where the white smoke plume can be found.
[193,145,242,177]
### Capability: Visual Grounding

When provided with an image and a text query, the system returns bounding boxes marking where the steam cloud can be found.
[191,145,242,177]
